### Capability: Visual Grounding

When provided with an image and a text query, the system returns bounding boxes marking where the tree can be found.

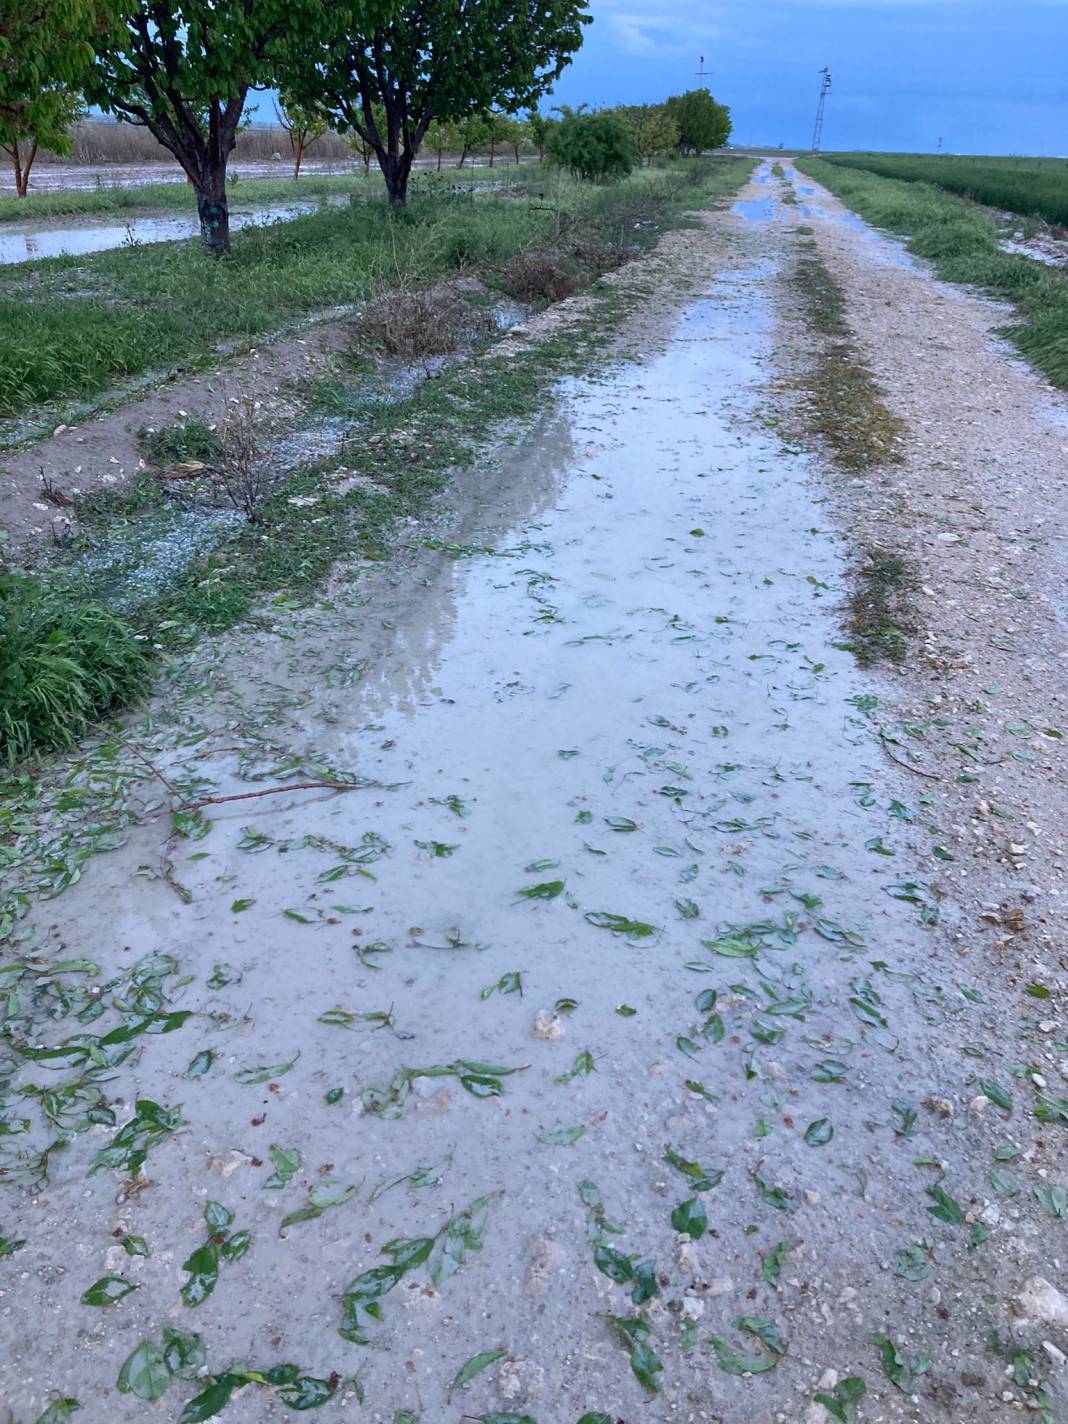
[482,111,514,168]
[1,86,84,197]
[546,105,636,183]
[274,93,327,180]
[282,0,590,207]
[0,0,103,196]
[504,114,528,164]
[425,116,462,170]
[665,89,731,155]
[456,113,488,168]
[346,100,386,174]
[525,109,554,162]
[613,102,678,167]
[83,0,373,255]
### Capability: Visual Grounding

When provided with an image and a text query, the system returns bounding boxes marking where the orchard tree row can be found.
[0,0,589,251]
[0,1,730,254]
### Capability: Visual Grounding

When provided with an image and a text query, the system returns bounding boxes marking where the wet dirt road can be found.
[2,174,1062,1423]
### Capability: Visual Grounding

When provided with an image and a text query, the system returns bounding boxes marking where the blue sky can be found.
[546,0,1068,154]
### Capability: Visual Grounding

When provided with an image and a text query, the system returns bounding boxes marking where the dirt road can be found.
[3,166,1067,1423]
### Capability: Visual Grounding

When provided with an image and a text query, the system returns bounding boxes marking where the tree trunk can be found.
[293,135,304,180]
[513,145,521,165]
[195,159,230,255]
[458,147,468,168]
[436,148,442,171]
[489,142,496,168]
[379,147,413,207]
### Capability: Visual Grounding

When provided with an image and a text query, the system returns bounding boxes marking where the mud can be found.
[1,172,1065,1424]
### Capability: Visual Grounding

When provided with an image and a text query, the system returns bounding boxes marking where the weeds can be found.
[139,417,222,468]
[500,250,579,303]
[351,284,495,360]
[216,398,274,522]
[788,242,905,471]
[847,546,918,666]
[0,573,151,760]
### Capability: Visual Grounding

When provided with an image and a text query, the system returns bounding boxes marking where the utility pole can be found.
[696,55,709,89]
[812,67,832,152]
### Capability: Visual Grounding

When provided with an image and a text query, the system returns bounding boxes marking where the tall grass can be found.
[0,161,729,422]
[0,574,151,761]
[798,158,1068,389]
[822,152,1068,229]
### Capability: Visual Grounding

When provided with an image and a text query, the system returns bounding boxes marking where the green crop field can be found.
[821,152,1068,228]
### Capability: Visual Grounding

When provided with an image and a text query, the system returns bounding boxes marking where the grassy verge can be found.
[797,158,1068,388]
[0,158,754,768]
[0,166,561,427]
[787,236,916,665]
[820,151,1068,228]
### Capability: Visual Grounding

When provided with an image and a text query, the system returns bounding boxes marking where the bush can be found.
[500,251,579,303]
[0,575,151,761]
[546,108,637,183]
[352,286,496,359]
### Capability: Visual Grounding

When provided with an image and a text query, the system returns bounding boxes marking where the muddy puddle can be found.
[0,207,1052,1423]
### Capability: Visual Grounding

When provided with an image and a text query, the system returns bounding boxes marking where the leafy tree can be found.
[483,110,514,168]
[456,113,488,168]
[546,105,636,183]
[504,114,528,164]
[282,0,590,207]
[84,1,374,254]
[613,102,678,167]
[665,89,731,155]
[273,94,327,180]
[0,0,102,196]
[1,86,85,197]
[425,116,461,170]
[525,108,554,162]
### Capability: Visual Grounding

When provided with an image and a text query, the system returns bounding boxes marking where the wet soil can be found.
[2,173,1067,1424]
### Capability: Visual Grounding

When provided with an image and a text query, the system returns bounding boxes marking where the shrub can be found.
[546,107,637,183]
[352,286,496,359]
[0,575,151,761]
[500,251,578,303]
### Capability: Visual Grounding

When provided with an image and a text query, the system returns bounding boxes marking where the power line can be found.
[696,55,709,89]
[812,67,832,153]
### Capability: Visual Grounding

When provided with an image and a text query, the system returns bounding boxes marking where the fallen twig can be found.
[179,780,372,811]
[879,737,942,781]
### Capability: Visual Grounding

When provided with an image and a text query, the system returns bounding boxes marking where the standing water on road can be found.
[1,223,1039,1422]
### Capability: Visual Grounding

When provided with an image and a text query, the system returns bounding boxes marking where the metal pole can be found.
[812,67,832,153]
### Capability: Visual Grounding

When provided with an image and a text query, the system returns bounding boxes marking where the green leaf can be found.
[233,1057,296,1085]
[230,898,254,913]
[815,1377,867,1424]
[180,1245,219,1308]
[184,1050,215,1078]
[761,1240,788,1285]
[671,1198,707,1240]
[178,1376,236,1422]
[629,1340,662,1393]
[538,1124,586,1146]
[664,1145,722,1192]
[116,1339,171,1401]
[891,1244,930,1281]
[593,1242,634,1283]
[81,1275,138,1307]
[34,1402,81,1424]
[925,1183,965,1225]
[707,1335,778,1375]
[516,881,564,900]
[753,1170,794,1212]
[203,1201,233,1233]
[449,1348,507,1396]
[1035,1184,1068,1218]
[265,1145,302,1189]
[281,1181,361,1230]
[584,911,657,939]
[739,1315,787,1356]
[121,1234,150,1257]
[804,1118,833,1147]
[870,1333,928,1393]
[979,1078,1012,1113]
[275,1374,336,1409]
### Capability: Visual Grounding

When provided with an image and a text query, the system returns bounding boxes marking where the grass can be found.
[788,238,904,472]
[2,158,754,761]
[821,151,1068,228]
[0,165,621,430]
[139,417,222,467]
[797,158,1068,389]
[787,237,915,665]
[0,165,540,224]
[0,573,152,761]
